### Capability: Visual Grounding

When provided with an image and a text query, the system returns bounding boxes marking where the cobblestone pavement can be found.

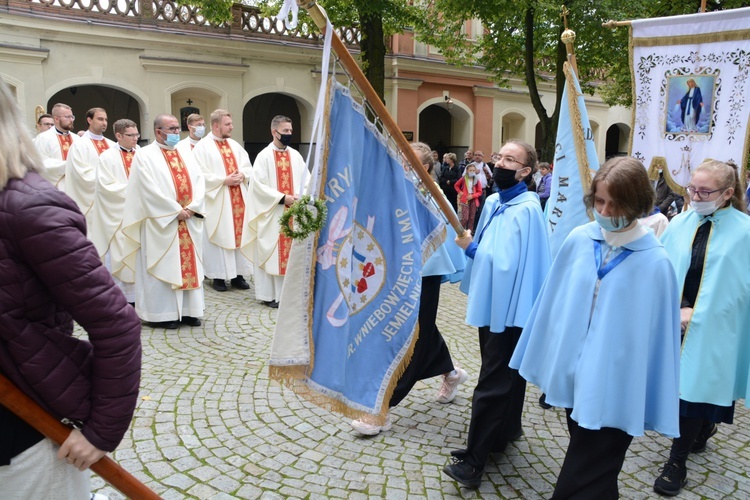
[91,280,750,499]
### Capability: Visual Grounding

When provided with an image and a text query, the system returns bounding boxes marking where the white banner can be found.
[630,8,750,189]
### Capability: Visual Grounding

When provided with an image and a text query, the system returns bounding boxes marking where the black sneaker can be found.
[653,460,687,496]
[443,458,483,489]
[691,422,717,453]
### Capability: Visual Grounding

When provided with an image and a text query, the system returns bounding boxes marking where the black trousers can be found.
[389,275,455,407]
[552,409,633,500]
[465,326,526,468]
[668,416,706,463]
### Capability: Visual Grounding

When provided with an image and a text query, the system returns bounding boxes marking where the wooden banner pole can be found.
[296,0,466,237]
[0,373,161,500]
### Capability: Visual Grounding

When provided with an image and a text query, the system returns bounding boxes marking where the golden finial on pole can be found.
[560,5,579,77]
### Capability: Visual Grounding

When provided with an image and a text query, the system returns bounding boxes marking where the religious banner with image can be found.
[269,82,444,425]
[630,8,750,191]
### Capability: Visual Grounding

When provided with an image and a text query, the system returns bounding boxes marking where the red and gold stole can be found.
[274,149,294,275]
[160,148,199,290]
[56,133,73,160]
[214,140,244,248]
[120,149,135,178]
[90,138,110,156]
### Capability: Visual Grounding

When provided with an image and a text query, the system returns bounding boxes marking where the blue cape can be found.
[460,191,550,332]
[661,206,750,407]
[510,222,681,437]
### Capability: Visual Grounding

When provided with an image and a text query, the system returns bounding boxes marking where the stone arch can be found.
[417,97,473,157]
[606,122,631,159]
[242,91,314,162]
[499,110,528,144]
[47,83,144,142]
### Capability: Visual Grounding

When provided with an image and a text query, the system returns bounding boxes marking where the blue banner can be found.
[546,62,600,258]
[270,83,444,420]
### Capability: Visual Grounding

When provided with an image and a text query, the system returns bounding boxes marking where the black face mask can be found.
[493,166,520,190]
[277,132,292,146]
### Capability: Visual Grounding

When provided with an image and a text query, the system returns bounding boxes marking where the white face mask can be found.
[692,193,726,216]
[192,125,205,138]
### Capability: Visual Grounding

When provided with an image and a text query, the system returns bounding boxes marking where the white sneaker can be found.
[436,368,469,403]
[350,412,392,436]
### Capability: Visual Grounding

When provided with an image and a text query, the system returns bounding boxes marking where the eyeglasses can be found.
[159,127,181,133]
[496,155,525,167]
[122,133,140,138]
[686,186,726,201]
[63,115,75,120]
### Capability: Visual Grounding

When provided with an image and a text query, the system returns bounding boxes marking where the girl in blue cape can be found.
[443,139,551,489]
[653,159,750,496]
[510,157,681,498]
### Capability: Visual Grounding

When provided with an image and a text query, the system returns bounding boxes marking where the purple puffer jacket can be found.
[0,172,141,452]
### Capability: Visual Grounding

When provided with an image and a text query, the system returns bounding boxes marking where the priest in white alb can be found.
[192,109,253,292]
[65,107,116,216]
[87,118,140,303]
[247,115,306,308]
[122,114,206,329]
[34,102,79,189]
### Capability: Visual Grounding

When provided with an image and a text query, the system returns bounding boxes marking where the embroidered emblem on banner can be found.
[57,134,73,160]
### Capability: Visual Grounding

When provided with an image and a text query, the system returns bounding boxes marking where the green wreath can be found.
[279,195,328,240]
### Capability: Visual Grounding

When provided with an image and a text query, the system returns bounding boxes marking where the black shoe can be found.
[539,393,553,409]
[653,460,687,496]
[149,320,179,329]
[492,427,524,452]
[263,300,279,309]
[231,275,250,290]
[691,422,717,453]
[181,316,201,327]
[443,458,483,489]
[450,449,468,460]
[212,279,228,292]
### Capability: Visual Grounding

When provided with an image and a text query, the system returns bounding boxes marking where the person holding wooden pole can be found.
[0,79,142,499]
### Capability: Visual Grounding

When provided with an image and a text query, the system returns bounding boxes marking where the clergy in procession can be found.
[192,109,253,292]
[87,118,140,303]
[65,107,116,216]
[247,115,305,308]
[122,114,206,329]
[176,113,205,157]
[34,103,79,189]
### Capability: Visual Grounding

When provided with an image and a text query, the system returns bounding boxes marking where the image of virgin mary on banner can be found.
[269,82,444,424]
[630,8,750,191]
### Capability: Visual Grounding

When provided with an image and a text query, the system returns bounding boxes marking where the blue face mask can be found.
[593,209,627,232]
[164,133,180,148]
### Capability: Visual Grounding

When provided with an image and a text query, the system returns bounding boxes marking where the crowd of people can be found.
[2,75,749,498]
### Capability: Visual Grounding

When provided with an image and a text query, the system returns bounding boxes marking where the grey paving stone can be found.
[87,282,749,499]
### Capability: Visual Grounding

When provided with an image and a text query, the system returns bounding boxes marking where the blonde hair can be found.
[0,81,40,190]
[694,159,747,213]
[409,141,432,166]
[210,109,231,125]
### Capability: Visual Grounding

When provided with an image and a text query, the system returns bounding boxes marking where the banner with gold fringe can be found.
[545,61,599,258]
[630,8,750,191]
[269,82,444,425]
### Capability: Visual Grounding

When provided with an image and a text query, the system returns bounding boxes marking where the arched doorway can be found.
[606,123,630,159]
[418,104,451,156]
[417,101,471,158]
[244,93,303,163]
[501,112,526,144]
[47,85,140,142]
